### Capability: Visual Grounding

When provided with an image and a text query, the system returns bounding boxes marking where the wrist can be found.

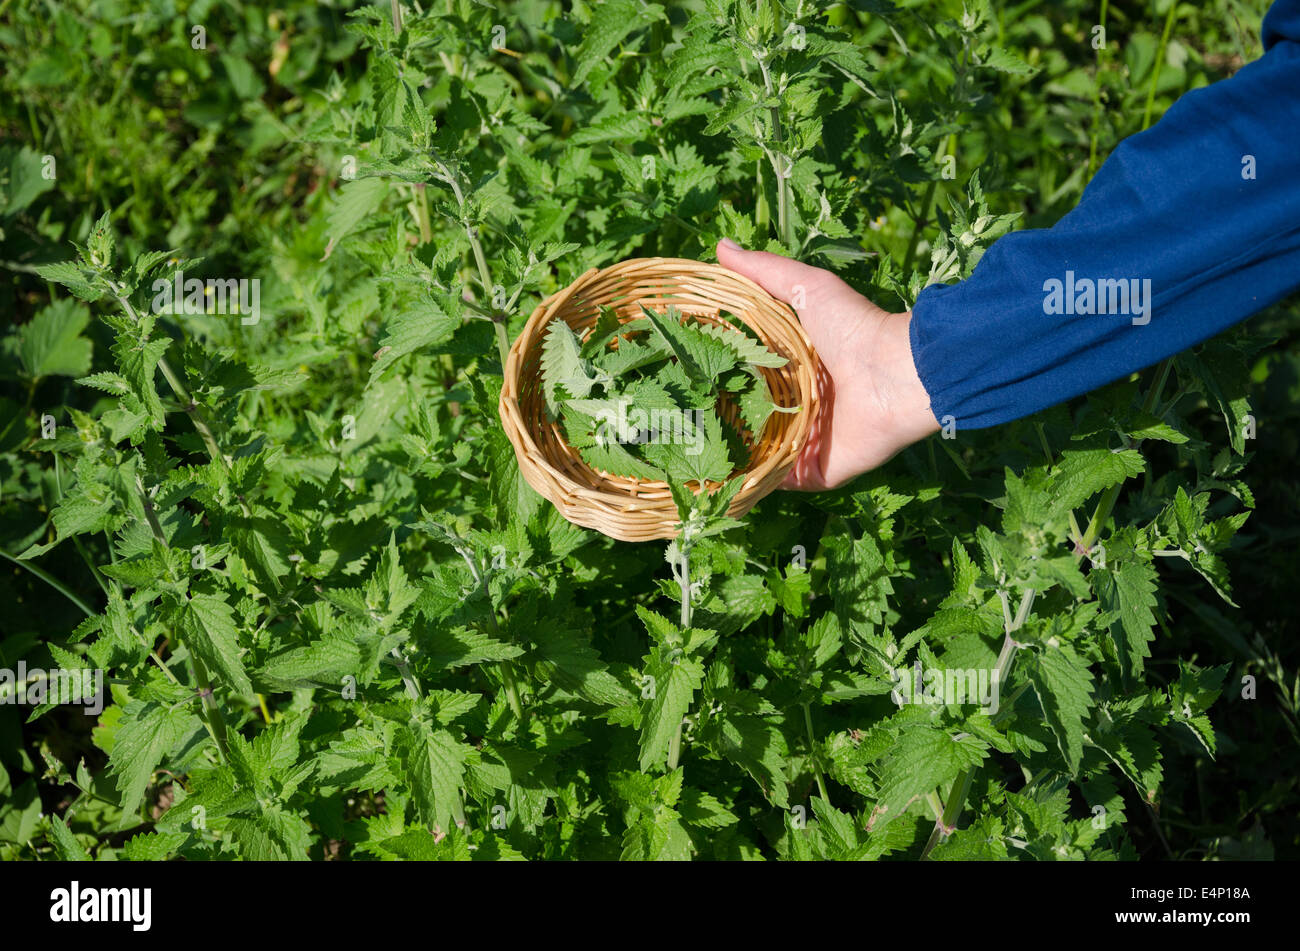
[878,310,940,446]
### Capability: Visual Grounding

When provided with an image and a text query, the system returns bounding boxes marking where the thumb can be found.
[716,239,828,309]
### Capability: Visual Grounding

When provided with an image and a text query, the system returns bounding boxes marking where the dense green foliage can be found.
[1,0,1295,861]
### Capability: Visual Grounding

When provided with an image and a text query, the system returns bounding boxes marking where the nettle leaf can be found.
[421,625,523,670]
[34,260,103,301]
[370,303,461,382]
[613,770,694,860]
[1094,717,1164,805]
[571,0,664,87]
[1050,448,1146,511]
[530,622,634,706]
[580,306,624,358]
[699,710,790,808]
[46,477,120,542]
[1026,644,1095,776]
[261,633,362,690]
[980,46,1036,75]
[635,605,678,644]
[76,371,132,396]
[642,410,735,486]
[824,518,893,636]
[638,305,739,383]
[678,786,739,829]
[17,298,93,379]
[401,717,470,834]
[870,723,988,829]
[324,177,390,255]
[1096,558,1159,681]
[180,594,253,697]
[1,143,56,217]
[109,700,201,824]
[570,111,652,145]
[735,364,798,435]
[638,649,704,771]
[540,320,600,415]
[47,816,91,861]
[699,320,788,368]
[593,336,673,378]
[1169,662,1229,756]
[656,359,716,409]
[226,805,313,861]
[580,434,668,482]
[621,378,681,413]
[1176,343,1254,453]
[232,515,294,596]
[1123,411,1189,444]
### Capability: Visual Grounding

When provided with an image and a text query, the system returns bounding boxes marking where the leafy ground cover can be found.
[0,0,1295,860]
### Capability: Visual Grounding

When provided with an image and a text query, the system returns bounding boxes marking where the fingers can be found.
[716,240,881,340]
[716,239,833,310]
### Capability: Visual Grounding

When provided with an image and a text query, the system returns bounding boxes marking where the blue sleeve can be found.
[908,0,1300,430]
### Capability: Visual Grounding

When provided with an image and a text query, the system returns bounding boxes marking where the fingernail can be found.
[719,238,741,251]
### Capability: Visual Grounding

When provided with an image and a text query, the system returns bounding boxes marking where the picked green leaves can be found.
[540,304,798,486]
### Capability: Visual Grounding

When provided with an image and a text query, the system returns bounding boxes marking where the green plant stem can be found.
[135,475,232,759]
[190,654,230,761]
[1034,422,1054,466]
[921,587,1034,859]
[492,319,512,370]
[666,721,682,772]
[1080,481,1122,556]
[0,548,96,615]
[667,547,691,772]
[115,294,237,485]
[389,650,468,828]
[1142,2,1180,131]
[456,546,526,722]
[136,483,169,554]
[925,790,946,822]
[754,159,771,232]
[70,537,109,599]
[901,133,955,277]
[1088,0,1110,177]
[468,231,493,303]
[156,355,226,466]
[902,181,939,278]
[499,661,525,722]
[921,769,974,857]
[990,682,1031,724]
[1067,510,1085,548]
[412,183,433,244]
[431,163,509,367]
[51,453,112,600]
[679,550,691,630]
[803,702,830,804]
[434,164,495,299]
[390,647,421,701]
[756,56,792,248]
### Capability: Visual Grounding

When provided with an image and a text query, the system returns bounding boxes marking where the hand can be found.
[716,239,940,490]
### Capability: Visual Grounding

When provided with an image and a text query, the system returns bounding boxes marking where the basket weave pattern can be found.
[499,258,822,542]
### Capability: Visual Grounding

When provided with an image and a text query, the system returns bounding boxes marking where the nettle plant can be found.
[12,0,1257,860]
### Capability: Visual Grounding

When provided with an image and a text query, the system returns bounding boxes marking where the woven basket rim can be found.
[499,257,822,541]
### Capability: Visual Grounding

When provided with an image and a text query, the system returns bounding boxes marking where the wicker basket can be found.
[499,257,822,542]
